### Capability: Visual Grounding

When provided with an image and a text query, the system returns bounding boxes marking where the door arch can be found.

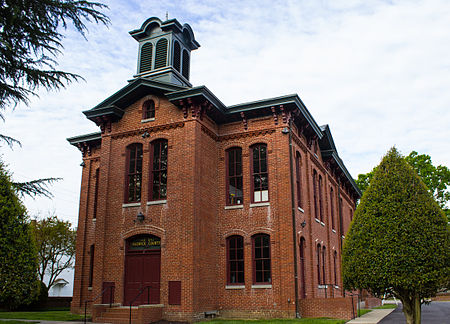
[124,234,161,305]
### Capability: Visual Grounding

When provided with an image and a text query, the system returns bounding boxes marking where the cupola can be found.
[129,17,200,87]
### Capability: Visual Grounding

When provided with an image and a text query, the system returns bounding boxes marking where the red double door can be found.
[124,251,161,305]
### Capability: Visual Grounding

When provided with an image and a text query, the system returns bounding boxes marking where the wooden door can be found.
[124,235,161,306]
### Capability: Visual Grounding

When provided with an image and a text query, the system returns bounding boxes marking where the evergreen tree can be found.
[343,148,449,324]
[355,151,450,220]
[0,161,39,309]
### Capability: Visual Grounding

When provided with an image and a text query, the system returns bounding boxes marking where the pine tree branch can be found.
[12,177,62,198]
[0,134,22,148]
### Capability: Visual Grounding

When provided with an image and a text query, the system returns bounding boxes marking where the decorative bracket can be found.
[240,112,248,130]
[271,106,278,125]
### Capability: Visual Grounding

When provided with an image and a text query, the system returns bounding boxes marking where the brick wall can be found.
[298,297,357,320]
[70,88,359,321]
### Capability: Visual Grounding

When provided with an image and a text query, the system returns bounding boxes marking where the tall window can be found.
[299,237,306,298]
[173,41,181,72]
[333,250,337,286]
[313,170,318,219]
[350,208,353,221]
[253,234,271,284]
[227,236,244,284]
[93,168,99,219]
[139,42,153,73]
[126,143,143,203]
[155,38,168,69]
[319,175,324,222]
[316,244,321,284]
[142,100,155,120]
[226,147,243,205]
[339,197,344,236]
[182,49,190,79]
[322,246,326,285]
[330,187,335,230]
[296,152,302,208]
[88,244,95,287]
[251,144,269,203]
[149,139,168,201]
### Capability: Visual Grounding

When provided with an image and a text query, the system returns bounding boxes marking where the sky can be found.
[2,0,450,227]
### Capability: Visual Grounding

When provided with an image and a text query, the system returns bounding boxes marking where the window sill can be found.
[297,207,304,213]
[225,285,245,289]
[88,287,93,291]
[332,229,336,233]
[320,221,325,226]
[250,202,270,208]
[122,202,141,208]
[318,285,328,289]
[315,218,320,223]
[141,118,155,123]
[225,205,244,210]
[334,285,340,289]
[252,284,272,289]
[147,199,167,206]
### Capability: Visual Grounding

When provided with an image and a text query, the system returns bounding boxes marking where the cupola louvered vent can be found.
[139,42,153,73]
[182,49,190,79]
[173,41,181,72]
[155,38,168,69]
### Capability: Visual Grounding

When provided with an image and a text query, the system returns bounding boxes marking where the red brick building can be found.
[68,17,361,322]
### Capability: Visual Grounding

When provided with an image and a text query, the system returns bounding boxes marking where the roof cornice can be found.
[67,132,102,146]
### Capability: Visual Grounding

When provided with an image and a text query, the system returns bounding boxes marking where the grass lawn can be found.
[0,310,88,321]
[357,309,371,316]
[0,322,39,324]
[200,319,346,324]
[374,304,398,309]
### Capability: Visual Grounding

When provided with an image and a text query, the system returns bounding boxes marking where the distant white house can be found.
[47,268,74,297]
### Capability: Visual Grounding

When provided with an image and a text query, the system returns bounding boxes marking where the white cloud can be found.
[2,0,449,225]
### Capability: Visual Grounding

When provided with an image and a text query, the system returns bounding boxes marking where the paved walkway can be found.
[346,308,396,324]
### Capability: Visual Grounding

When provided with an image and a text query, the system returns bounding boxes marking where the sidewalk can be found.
[346,308,396,324]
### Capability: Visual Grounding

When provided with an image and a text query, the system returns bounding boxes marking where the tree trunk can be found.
[401,295,421,324]
[413,295,421,324]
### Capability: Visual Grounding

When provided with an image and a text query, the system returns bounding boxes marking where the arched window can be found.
[182,49,190,79]
[226,235,244,284]
[173,41,181,72]
[319,175,324,222]
[251,143,269,203]
[88,244,94,287]
[155,38,168,69]
[142,100,155,120]
[139,42,153,73]
[252,234,271,284]
[296,152,302,208]
[330,187,335,230]
[149,139,168,201]
[93,168,99,219]
[322,246,326,285]
[226,147,243,205]
[333,250,338,286]
[313,170,318,220]
[316,243,321,284]
[299,237,306,298]
[125,143,143,203]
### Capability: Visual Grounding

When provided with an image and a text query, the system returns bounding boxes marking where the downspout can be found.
[337,178,344,297]
[287,121,300,318]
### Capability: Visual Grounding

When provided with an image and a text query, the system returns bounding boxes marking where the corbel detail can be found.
[240,112,248,130]
[271,106,278,125]
[179,100,188,118]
